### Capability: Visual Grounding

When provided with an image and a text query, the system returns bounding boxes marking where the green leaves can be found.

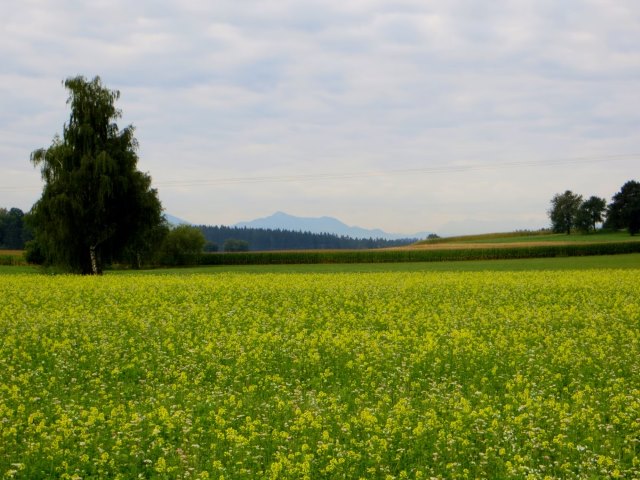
[549,190,583,235]
[606,180,640,235]
[549,181,640,236]
[29,76,163,274]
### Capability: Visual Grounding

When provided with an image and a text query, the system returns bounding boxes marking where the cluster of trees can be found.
[21,75,639,274]
[22,75,418,275]
[197,225,416,251]
[549,180,640,235]
[0,208,31,249]
[606,181,640,235]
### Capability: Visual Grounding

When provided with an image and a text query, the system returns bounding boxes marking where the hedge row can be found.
[195,241,640,266]
[8,242,638,268]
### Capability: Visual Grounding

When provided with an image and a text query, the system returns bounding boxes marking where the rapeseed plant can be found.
[0,271,638,478]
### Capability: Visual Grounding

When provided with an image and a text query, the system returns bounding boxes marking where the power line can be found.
[1,153,637,192]
[153,153,639,187]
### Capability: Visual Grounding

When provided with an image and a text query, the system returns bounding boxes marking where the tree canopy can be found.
[160,225,206,265]
[548,190,583,235]
[29,76,164,274]
[575,196,607,233]
[548,182,639,236]
[0,207,31,249]
[606,180,640,235]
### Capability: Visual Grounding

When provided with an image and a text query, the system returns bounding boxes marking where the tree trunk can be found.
[89,245,99,275]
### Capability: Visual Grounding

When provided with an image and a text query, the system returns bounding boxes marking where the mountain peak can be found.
[235,212,430,240]
[165,213,191,226]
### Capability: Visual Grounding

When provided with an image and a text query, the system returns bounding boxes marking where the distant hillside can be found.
[235,211,431,240]
[415,229,636,245]
[197,225,416,251]
[164,214,191,226]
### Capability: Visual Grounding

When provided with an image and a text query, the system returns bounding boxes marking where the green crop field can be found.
[0,250,26,267]
[1,270,639,479]
[415,230,638,245]
[108,253,640,274]
[2,252,639,276]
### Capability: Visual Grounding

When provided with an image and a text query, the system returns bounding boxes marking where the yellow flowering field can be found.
[1,271,639,479]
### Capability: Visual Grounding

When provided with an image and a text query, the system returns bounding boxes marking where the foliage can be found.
[548,190,583,234]
[606,180,640,235]
[0,208,31,249]
[122,220,170,269]
[223,238,250,252]
[198,225,416,251]
[1,271,639,478]
[203,241,219,252]
[23,240,45,265]
[160,225,206,265]
[28,75,163,274]
[575,196,607,233]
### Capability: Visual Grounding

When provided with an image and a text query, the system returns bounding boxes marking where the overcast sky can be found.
[2,0,639,236]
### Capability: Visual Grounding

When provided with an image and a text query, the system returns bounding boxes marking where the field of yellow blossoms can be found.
[1,270,639,479]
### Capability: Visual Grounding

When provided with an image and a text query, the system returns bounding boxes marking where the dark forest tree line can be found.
[0,208,32,249]
[549,180,640,235]
[197,225,417,251]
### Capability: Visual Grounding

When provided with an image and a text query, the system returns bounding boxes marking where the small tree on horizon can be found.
[548,190,583,235]
[605,180,640,235]
[575,196,607,233]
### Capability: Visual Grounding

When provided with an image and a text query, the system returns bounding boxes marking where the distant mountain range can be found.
[234,211,431,241]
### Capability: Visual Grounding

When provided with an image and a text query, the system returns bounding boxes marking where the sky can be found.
[1,0,639,236]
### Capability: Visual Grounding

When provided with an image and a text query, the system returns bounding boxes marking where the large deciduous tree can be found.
[29,75,164,274]
[548,190,583,235]
[605,180,640,235]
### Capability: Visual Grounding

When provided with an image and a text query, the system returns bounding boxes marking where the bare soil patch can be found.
[0,250,24,256]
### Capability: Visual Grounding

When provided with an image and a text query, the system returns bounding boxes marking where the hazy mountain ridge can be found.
[235,211,431,241]
[164,214,191,226]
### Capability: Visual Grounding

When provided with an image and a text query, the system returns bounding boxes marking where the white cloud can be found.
[1,0,639,234]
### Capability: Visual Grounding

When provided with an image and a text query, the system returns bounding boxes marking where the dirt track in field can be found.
[0,250,24,256]
[395,241,580,250]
